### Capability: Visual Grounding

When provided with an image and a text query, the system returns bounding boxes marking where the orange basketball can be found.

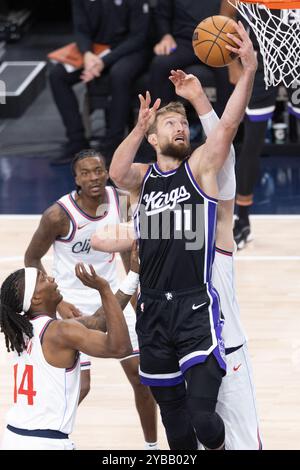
[192,15,240,67]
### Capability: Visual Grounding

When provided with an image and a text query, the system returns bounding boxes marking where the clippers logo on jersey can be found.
[71,238,91,255]
[53,187,121,297]
[142,185,191,215]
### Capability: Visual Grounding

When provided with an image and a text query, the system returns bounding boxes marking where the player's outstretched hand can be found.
[75,263,110,292]
[225,21,257,73]
[137,91,161,134]
[169,69,204,103]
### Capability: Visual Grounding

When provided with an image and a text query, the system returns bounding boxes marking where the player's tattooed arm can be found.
[76,290,132,332]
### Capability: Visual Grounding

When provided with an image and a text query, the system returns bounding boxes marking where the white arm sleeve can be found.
[199,109,236,200]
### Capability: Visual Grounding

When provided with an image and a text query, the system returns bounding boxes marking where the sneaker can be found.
[233,217,253,250]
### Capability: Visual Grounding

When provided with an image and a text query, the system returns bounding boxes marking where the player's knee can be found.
[131,378,151,398]
[190,408,225,449]
[123,362,140,388]
[132,381,155,405]
[134,385,156,409]
[156,397,197,449]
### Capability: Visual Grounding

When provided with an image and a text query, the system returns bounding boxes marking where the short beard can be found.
[160,142,191,161]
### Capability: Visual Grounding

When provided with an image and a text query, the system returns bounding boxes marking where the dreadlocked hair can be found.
[0,269,33,355]
[71,149,106,192]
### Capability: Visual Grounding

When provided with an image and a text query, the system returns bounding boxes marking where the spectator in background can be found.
[148,0,233,118]
[50,0,150,166]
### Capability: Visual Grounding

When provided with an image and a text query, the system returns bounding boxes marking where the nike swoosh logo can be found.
[77,223,90,230]
[233,364,242,372]
[192,302,206,310]
[150,174,160,178]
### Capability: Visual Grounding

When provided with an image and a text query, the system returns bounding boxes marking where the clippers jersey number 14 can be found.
[13,364,36,405]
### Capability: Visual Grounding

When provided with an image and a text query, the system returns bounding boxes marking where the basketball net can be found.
[228,1,300,88]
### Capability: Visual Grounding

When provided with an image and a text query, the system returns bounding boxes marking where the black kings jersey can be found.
[134,160,218,290]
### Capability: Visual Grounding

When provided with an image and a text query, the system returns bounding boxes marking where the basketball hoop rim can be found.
[230,0,300,88]
[234,0,300,8]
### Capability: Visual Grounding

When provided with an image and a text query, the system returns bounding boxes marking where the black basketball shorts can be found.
[136,284,226,387]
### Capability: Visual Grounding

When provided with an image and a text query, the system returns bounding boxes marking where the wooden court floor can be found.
[0,215,300,450]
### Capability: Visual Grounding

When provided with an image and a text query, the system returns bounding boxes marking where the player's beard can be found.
[160,141,191,161]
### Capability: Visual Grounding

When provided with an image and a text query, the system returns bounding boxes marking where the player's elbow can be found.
[110,342,132,359]
[104,326,132,358]
[109,165,120,185]
[109,165,127,188]
[116,346,133,359]
[24,250,31,266]
[24,249,38,268]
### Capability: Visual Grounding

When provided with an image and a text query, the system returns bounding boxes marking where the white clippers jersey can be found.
[6,315,80,434]
[212,248,247,348]
[53,187,120,313]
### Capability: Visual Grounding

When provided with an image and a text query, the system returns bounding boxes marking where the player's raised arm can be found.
[191,22,257,193]
[169,69,212,117]
[109,91,160,191]
[54,264,132,359]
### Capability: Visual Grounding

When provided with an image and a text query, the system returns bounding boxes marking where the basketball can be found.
[192,15,240,67]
